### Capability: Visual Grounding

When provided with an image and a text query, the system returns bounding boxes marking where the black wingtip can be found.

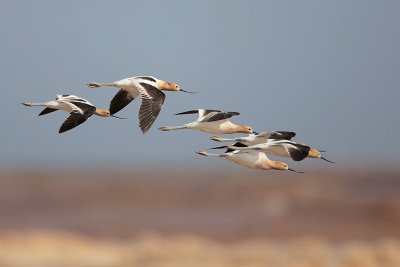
[174,109,199,116]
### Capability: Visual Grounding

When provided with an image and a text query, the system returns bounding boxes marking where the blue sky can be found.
[1,1,399,168]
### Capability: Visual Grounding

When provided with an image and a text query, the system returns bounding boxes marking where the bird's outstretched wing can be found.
[38,108,58,116]
[200,111,240,123]
[281,142,310,161]
[59,113,90,133]
[109,89,138,115]
[272,131,296,140]
[175,109,221,121]
[58,102,96,133]
[137,82,166,134]
[70,101,96,115]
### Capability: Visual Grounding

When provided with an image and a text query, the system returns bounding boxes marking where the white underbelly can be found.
[195,122,226,134]
[45,101,75,113]
[226,153,260,169]
[265,146,289,158]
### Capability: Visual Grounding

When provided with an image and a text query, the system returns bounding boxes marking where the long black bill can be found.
[321,157,335,163]
[180,89,198,94]
[111,115,127,119]
[288,168,305,173]
[252,131,259,135]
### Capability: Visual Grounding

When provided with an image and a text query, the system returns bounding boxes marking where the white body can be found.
[108,76,161,96]
[207,150,273,170]
[184,120,239,134]
[160,109,250,134]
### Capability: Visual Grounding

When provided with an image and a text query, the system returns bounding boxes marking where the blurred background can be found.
[1,1,400,266]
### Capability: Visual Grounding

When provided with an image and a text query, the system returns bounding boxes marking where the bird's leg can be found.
[87,82,116,88]
[21,102,44,107]
[196,151,223,157]
[158,125,188,131]
[210,136,235,142]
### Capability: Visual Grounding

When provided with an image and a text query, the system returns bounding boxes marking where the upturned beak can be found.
[111,115,127,119]
[180,89,198,94]
[288,168,305,173]
[321,157,335,163]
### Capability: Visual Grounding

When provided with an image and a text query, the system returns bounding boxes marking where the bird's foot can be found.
[196,150,209,156]
[87,82,101,88]
[210,136,224,142]
[158,126,170,131]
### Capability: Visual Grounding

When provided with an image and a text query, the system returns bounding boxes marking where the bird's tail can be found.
[158,125,188,131]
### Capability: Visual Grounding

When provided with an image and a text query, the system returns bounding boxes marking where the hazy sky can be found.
[1,1,399,168]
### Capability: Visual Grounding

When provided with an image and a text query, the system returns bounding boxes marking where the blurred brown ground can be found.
[0,168,399,266]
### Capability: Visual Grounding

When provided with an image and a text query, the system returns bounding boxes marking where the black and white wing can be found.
[210,142,248,153]
[59,113,90,133]
[136,82,166,134]
[277,141,310,161]
[225,142,247,153]
[58,101,96,133]
[200,111,240,123]
[56,94,93,104]
[271,131,296,140]
[256,131,296,140]
[109,89,138,115]
[174,109,221,121]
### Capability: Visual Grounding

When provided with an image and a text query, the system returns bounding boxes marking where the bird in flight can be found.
[88,76,196,133]
[159,109,253,134]
[21,94,125,133]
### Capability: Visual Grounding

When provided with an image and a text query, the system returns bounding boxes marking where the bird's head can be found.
[95,109,127,119]
[239,126,254,134]
[308,148,321,158]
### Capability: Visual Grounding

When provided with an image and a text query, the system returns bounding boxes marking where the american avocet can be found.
[220,139,335,163]
[220,139,311,161]
[210,131,296,146]
[21,94,125,133]
[87,76,196,133]
[158,109,253,134]
[196,150,302,172]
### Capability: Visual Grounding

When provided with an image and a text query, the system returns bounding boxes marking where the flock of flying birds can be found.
[22,75,334,172]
